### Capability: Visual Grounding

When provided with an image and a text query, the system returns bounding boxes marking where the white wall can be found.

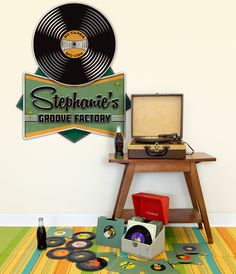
[1,0,236,225]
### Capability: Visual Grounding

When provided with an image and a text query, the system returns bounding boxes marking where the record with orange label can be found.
[46,248,71,260]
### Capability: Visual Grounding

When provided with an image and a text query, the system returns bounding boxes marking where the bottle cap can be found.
[116,126,121,133]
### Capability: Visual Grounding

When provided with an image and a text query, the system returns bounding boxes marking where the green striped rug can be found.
[0,227,235,273]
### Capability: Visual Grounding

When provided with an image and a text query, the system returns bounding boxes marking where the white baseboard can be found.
[0,213,235,227]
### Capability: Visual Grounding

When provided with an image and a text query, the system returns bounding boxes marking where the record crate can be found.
[121,224,165,259]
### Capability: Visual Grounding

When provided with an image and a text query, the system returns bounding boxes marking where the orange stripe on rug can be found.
[216,228,236,256]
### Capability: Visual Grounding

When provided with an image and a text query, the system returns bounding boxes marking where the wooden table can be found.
[109,152,216,244]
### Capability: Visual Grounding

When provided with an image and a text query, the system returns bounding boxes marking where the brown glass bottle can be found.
[37,217,47,250]
[115,126,124,158]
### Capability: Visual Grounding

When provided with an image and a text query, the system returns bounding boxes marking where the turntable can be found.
[128,94,186,159]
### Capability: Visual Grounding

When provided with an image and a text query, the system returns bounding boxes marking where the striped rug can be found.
[0,227,235,273]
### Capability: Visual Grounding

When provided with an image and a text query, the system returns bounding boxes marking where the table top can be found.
[109,152,216,164]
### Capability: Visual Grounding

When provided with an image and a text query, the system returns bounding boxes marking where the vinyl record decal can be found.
[124,225,153,245]
[66,250,96,263]
[46,237,66,247]
[66,239,93,249]
[72,231,96,241]
[46,248,70,259]
[33,3,115,85]
[76,257,108,271]
[182,245,197,252]
[151,263,166,271]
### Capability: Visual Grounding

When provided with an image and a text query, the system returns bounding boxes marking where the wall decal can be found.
[24,73,124,139]
[17,3,130,142]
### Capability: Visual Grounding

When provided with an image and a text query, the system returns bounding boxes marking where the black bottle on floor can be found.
[37,217,47,250]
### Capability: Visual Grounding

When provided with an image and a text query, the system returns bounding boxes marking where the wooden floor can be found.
[0,226,235,273]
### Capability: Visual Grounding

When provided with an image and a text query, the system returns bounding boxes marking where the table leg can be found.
[189,163,213,244]
[112,163,135,219]
[184,172,203,229]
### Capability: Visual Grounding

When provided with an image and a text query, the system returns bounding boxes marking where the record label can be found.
[61,30,88,59]
[130,231,145,243]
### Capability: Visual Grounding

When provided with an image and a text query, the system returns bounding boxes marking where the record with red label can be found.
[166,251,202,265]
[76,257,108,272]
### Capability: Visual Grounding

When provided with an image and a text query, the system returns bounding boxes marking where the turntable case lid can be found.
[131,94,183,138]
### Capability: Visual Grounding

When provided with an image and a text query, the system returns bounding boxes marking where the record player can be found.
[128,94,186,159]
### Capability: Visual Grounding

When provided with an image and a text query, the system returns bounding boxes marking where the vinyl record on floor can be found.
[76,257,108,272]
[182,245,197,252]
[176,254,191,261]
[172,243,207,256]
[66,239,93,249]
[66,250,96,263]
[46,248,71,260]
[72,231,96,241]
[33,3,116,85]
[141,259,179,273]
[150,263,166,271]
[124,225,153,245]
[46,237,66,247]
[166,251,202,265]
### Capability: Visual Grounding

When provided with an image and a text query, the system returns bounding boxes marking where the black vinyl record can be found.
[33,3,115,85]
[72,231,96,241]
[67,250,96,263]
[46,237,66,247]
[124,225,153,245]
[151,263,166,271]
[76,257,108,272]
[66,239,93,249]
[46,248,71,260]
